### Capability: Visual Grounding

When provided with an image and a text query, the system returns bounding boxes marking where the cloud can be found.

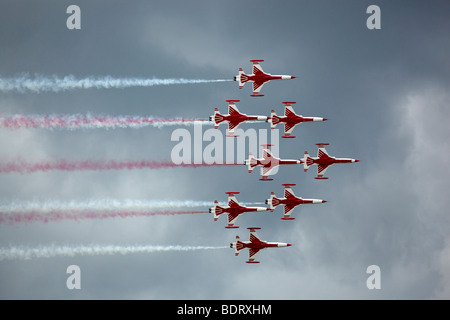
[328,83,450,299]
[395,85,450,298]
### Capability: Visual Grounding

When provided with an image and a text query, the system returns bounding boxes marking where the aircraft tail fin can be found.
[212,108,225,127]
[210,200,224,221]
[266,192,280,210]
[235,68,249,89]
[245,152,258,173]
[234,236,244,256]
[302,151,314,172]
[269,110,280,129]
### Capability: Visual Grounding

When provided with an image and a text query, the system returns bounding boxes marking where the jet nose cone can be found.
[291,76,296,79]
[355,159,359,162]
[287,243,292,247]
[322,200,327,203]
[323,118,328,121]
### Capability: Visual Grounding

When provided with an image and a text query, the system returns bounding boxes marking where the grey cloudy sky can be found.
[0,0,449,299]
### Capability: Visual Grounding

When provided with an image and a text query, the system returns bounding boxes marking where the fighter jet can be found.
[209,192,270,229]
[230,227,292,263]
[245,144,303,181]
[266,183,327,220]
[268,101,327,138]
[302,143,359,179]
[209,100,268,137]
[234,59,296,97]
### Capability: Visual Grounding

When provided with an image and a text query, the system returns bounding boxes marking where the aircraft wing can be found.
[249,228,262,242]
[262,147,275,160]
[227,121,241,136]
[247,248,261,263]
[252,61,265,75]
[252,81,265,95]
[283,205,297,219]
[228,103,241,116]
[284,186,296,198]
[228,194,240,207]
[260,148,279,178]
[284,122,298,136]
[317,145,330,158]
[261,165,277,179]
[227,213,240,228]
[246,226,263,262]
[317,163,332,178]
[284,105,297,116]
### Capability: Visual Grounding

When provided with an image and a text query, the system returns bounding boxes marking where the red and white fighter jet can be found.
[209,100,268,137]
[234,59,296,97]
[244,144,303,181]
[269,101,327,138]
[302,143,359,179]
[230,227,292,263]
[266,184,327,220]
[209,192,270,229]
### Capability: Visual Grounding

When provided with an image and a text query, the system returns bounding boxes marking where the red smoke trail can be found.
[0,210,207,225]
[0,159,240,174]
[0,114,208,130]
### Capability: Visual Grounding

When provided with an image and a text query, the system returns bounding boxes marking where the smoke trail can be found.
[0,158,240,174]
[0,210,207,225]
[0,199,264,225]
[0,114,211,130]
[0,199,262,213]
[0,74,232,93]
[0,199,216,213]
[0,244,228,260]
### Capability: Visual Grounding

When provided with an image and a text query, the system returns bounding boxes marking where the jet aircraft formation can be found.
[0,59,358,264]
[209,60,359,263]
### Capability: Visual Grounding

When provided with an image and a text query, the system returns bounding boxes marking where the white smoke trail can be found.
[0,113,212,130]
[0,74,232,93]
[0,244,228,261]
[0,199,264,214]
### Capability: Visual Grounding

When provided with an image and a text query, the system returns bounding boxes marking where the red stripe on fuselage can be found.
[242,241,277,250]
[313,157,352,165]
[247,74,283,82]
